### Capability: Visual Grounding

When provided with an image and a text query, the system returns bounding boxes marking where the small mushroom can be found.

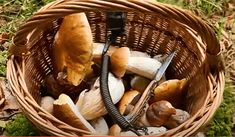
[109,124,167,136]
[164,109,190,129]
[53,94,96,134]
[92,43,117,62]
[146,100,176,127]
[40,96,55,114]
[110,47,162,78]
[118,90,141,115]
[90,117,109,135]
[130,75,151,93]
[109,124,122,136]
[76,73,125,120]
[150,79,187,108]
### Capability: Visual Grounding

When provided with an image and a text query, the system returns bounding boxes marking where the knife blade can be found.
[125,52,176,124]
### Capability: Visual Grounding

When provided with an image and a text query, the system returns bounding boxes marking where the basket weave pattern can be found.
[7,0,224,136]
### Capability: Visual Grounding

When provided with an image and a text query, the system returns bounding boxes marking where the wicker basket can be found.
[7,0,224,136]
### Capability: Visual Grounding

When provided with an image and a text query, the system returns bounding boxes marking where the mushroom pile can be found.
[40,12,191,136]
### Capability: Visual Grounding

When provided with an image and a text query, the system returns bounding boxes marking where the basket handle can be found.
[11,0,220,56]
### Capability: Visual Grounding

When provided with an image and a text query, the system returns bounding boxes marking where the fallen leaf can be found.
[0,33,9,45]
[0,79,21,120]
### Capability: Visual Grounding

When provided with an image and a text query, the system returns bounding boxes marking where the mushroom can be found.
[146,100,176,127]
[52,12,93,86]
[153,54,168,63]
[118,90,141,115]
[110,47,162,78]
[150,78,187,108]
[110,124,167,136]
[130,75,151,93]
[109,124,122,136]
[40,96,55,114]
[53,94,96,134]
[43,74,89,98]
[76,73,125,120]
[130,50,150,57]
[164,109,190,129]
[92,43,117,62]
[90,117,109,135]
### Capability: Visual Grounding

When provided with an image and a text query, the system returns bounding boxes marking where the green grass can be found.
[0,0,54,34]
[0,50,7,78]
[156,0,225,16]
[206,82,235,137]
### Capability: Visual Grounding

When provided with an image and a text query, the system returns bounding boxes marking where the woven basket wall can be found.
[7,0,224,136]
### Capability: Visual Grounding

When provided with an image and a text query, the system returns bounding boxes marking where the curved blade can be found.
[154,52,176,81]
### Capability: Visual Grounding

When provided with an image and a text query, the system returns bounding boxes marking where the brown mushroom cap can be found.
[118,90,141,115]
[109,124,121,136]
[146,100,176,127]
[52,13,93,86]
[110,47,130,78]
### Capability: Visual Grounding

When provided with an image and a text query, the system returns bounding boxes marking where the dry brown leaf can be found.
[0,79,21,120]
[0,33,9,45]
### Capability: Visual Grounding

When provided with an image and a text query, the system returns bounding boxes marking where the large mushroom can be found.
[53,94,96,135]
[150,78,187,108]
[146,100,176,127]
[110,47,162,78]
[76,73,125,120]
[52,12,93,86]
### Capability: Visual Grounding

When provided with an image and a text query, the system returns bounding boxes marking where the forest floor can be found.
[0,0,235,136]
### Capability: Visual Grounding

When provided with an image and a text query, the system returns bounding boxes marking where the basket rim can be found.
[10,0,220,57]
[6,0,225,136]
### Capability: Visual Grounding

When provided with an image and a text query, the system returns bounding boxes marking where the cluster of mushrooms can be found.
[40,12,191,136]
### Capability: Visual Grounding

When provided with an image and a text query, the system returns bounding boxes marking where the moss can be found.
[5,114,40,136]
[206,82,235,137]
[0,51,8,77]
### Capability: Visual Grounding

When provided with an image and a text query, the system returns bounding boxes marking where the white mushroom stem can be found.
[40,96,55,114]
[119,127,167,136]
[53,94,96,134]
[92,43,117,61]
[110,47,162,79]
[76,73,124,120]
[90,117,109,135]
[127,57,161,79]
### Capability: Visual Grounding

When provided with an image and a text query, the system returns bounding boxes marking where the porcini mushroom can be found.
[109,124,122,136]
[111,125,167,136]
[90,117,109,135]
[92,43,117,62]
[40,96,55,114]
[150,78,187,108]
[164,109,190,129]
[118,90,141,115]
[76,73,125,120]
[146,100,176,127]
[52,12,93,86]
[110,47,162,78]
[53,94,96,134]
[130,75,151,93]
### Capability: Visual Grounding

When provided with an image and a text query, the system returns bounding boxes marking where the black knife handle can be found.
[100,54,146,136]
